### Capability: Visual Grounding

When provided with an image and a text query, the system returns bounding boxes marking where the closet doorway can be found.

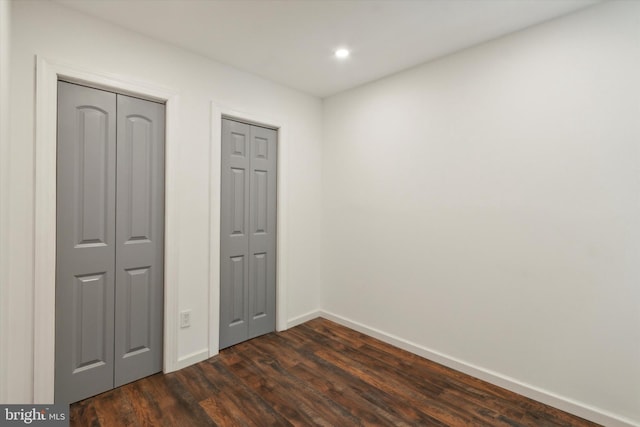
[55,81,165,403]
[219,118,277,349]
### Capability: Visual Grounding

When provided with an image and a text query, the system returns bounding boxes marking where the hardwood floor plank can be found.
[173,364,221,403]
[161,373,218,426]
[291,324,495,425]
[250,334,418,426]
[81,387,136,427]
[198,397,242,427]
[222,342,356,426]
[200,358,292,426]
[120,381,169,427]
[69,399,101,427]
[267,329,450,425]
[70,318,601,427]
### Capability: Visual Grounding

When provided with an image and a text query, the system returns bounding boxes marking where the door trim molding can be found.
[209,103,289,357]
[34,56,180,403]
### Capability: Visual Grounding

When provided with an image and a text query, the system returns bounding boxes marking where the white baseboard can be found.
[286,309,322,329]
[174,348,209,371]
[319,310,638,427]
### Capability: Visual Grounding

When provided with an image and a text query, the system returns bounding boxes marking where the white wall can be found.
[5,0,323,402]
[322,2,640,425]
[0,0,12,405]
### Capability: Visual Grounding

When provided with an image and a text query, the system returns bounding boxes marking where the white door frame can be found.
[208,103,289,356]
[33,56,180,403]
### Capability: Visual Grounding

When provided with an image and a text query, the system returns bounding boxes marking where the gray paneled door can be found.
[220,119,277,349]
[55,81,165,404]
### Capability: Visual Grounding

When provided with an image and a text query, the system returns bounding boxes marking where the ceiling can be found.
[54,0,601,98]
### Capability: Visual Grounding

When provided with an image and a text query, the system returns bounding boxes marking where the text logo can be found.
[0,405,68,426]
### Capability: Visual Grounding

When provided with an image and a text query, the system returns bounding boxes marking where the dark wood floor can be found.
[71,318,599,426]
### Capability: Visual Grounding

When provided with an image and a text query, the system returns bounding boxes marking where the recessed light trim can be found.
[335,48,350,59]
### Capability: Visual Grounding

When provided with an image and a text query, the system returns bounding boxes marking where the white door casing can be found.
[208,103,290,357]
[34,56,180,403]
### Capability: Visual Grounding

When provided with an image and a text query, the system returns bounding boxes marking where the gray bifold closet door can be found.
[55,81,165,404]
[220,119,277,349]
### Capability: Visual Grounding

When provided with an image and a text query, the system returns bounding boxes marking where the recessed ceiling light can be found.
[335,48,350,59]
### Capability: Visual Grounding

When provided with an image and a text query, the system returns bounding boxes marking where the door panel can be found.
[220,119,276,349]
[75,106,111,246]
[55,81,116,404]
[230,168,246,235]
[248,125,277,339]
[220,120,251,348]
[73,272,109,373]
[114,94,165,387]
[251,252,268,320]
[123,267,151,354]
[230,255,247,326]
